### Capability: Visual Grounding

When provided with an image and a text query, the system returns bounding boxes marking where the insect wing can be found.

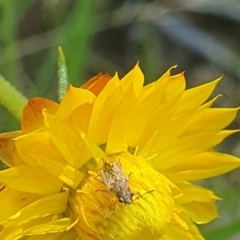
[100,169,114,190]
[111,162,127,180]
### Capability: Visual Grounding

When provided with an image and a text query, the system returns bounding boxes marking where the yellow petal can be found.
[25,228,78,239]
[182,108,239,135]
[164,72,186,101]
[176,77,221,114]
[14,129,64,166]
[151,130,238,170]
[140,111,194,159]
[2,192,69,227]
[106,79,139,154]
[175,182,219,224]
[0,216,72,240]
[164,151,240,181]
[1,217,78,240]
[16,217,73,237]
[43,111,91,168]
[0,196,74,239]
[0,165,62,196]
[183,201,218,224]
[56,85,95,123]
[78,128,106,164]
[70,103,94,132]
[161,65,178,79]
[28,154,85,189]
[199,95,221,110]
[127,73,185,147]
[88,74,123,144]
[120,62,144,95]
[15,131,85,188]
[138,92,183,149]
[0,188,40,223]
[176,182,220,205]
[165,219,205,240]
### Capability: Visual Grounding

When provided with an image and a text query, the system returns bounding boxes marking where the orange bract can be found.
[21,98,59,133]
[0,131,22,167]
[81,73,112,96]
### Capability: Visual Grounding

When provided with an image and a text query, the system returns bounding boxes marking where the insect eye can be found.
[119,198,124,203]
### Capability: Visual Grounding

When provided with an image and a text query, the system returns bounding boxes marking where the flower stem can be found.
[0,75,28,120]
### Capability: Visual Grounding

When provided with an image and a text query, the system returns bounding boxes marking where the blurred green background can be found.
[0,0,240,239]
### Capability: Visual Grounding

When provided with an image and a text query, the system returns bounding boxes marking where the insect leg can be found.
[95,175,103,184]
[104,207,115,218]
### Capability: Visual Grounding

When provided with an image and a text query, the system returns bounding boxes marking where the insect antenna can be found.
[133,189,155,201]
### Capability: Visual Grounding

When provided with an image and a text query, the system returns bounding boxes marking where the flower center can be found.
[70,153,181,240]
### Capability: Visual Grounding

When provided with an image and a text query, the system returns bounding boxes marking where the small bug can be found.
[96,160,134,204]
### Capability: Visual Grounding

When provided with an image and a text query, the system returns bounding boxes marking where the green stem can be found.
[0,75,28,120]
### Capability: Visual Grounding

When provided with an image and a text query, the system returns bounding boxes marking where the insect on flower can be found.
[96,159,134,204]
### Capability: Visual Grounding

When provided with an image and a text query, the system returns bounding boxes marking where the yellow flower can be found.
[0,64,240,240]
